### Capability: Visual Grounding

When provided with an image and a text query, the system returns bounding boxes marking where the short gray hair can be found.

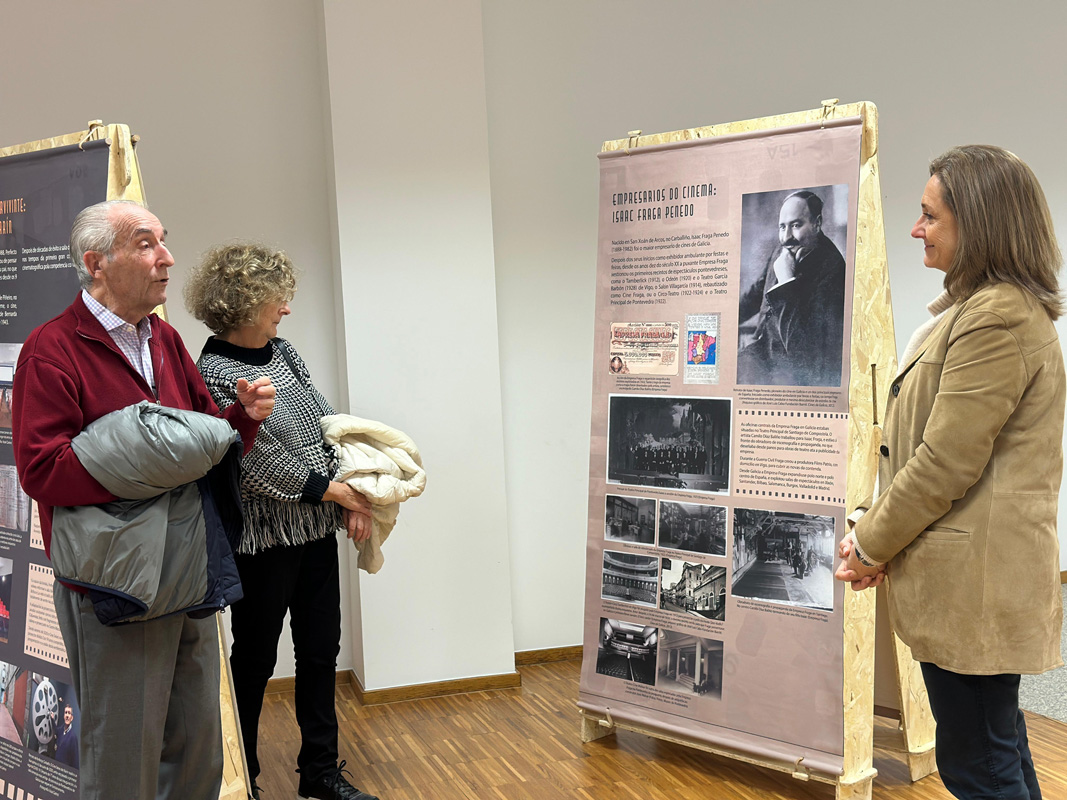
[69,200,147,289]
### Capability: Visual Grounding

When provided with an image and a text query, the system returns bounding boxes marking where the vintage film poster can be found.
[580,119,862,773]
[0,141,109,798]
[684,313,719,385]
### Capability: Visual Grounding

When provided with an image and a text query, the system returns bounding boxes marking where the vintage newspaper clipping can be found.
[580,120,862,773]
[609,322,679,376]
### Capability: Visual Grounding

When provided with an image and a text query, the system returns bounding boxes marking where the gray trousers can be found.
[53,583,223,800]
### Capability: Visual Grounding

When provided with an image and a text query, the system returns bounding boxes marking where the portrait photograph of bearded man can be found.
[735,185,849,387]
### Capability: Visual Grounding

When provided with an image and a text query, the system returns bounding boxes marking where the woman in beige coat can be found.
[837,145,1064,800]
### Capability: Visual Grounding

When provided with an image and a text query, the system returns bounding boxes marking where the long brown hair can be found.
[931,145,1063,319]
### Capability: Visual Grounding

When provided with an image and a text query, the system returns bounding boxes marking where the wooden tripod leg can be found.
[891,629,937,781]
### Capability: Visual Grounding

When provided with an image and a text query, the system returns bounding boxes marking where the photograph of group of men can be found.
[607,396,730,494]
[629,440,709,475]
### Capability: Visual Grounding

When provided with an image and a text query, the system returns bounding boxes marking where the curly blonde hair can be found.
[184,243,297,334]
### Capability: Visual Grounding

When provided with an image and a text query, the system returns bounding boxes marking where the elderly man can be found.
[736,189,846,387]
[12,200,275,800]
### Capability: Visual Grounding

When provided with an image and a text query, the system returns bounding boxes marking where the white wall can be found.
[482,0,1067,645]
[0,0,350,678]
[320,0,517,689]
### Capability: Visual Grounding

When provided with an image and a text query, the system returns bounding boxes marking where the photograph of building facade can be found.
[660,559,727,620]
[604,495,656,545]
[601,551,659,607]
[595,618,657,686]
[656,630,724,698]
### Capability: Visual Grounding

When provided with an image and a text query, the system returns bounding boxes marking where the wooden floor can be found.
[256,659,1067,799]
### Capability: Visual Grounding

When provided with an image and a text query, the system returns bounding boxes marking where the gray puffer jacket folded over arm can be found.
[50,401,244,625]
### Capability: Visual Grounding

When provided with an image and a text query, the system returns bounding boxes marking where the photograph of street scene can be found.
[657,501,726,556]
[660,558,727,621]
[604,495,656,546]
[731,508,835,612]
[595,618,657,686]
[656,629,724,699]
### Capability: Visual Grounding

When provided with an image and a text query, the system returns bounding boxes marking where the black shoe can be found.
[248,780,263,800]
[296,760,377,800]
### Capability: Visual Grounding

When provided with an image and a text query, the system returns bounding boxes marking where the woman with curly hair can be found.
[185,243,377,800]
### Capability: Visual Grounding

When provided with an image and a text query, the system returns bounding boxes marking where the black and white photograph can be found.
[0,464,31,532]
[658,501,726,556]
[604,495,656,546]
[595,618,657,686]
[735,184,849,387]
[659,558,727,621]
[601,550,659,608]
[656,629,723,699]
[730,508,836,612]
[607,395,731,494]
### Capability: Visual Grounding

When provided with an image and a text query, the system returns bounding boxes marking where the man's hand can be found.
[834,533,885,591]
[236,377,275,421]
[772,248,798,284]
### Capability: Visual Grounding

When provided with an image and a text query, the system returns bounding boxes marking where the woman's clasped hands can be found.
[834,532,885,591]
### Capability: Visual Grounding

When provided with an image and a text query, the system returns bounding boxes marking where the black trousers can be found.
[230,534,342,782]
[920,662,1040,799]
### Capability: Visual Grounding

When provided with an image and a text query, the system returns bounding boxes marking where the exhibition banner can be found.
[0,140,110,798]
[579,119,862,773]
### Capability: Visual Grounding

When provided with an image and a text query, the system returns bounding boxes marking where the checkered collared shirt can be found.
[81,289,155,393]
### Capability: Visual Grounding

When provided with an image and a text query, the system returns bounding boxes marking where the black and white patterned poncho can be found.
[196,337,343,555]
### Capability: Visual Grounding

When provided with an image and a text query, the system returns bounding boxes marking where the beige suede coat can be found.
[854,283,1065,675]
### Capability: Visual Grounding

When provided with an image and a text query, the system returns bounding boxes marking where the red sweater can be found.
[12,294,261,558]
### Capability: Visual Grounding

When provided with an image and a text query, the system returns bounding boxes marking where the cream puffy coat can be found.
[855,283,1065,675]
[321,414,426,574]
